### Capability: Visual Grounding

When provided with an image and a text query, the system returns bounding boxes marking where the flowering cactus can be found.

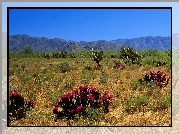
[9,90,35,120]
[156,60,167,67]
[141,70,170,87]
[53,85,113,122]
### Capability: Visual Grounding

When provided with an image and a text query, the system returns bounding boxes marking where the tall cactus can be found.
[60,51,67,58]
[53,52,61,58]
[52,51,67,58]
[44,53,50,59]
[90,48,103,66]
[120,45,141,64]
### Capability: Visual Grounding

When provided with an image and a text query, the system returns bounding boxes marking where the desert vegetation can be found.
[8,45,172,126]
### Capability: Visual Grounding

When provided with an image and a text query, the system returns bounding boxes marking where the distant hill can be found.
[8,34,172,52]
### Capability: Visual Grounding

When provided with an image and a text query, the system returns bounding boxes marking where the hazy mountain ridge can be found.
[5,33,175,52]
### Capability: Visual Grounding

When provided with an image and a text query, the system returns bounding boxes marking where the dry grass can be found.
[8,57,171,126]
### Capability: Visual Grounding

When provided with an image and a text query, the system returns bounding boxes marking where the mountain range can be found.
[3,33,176,52]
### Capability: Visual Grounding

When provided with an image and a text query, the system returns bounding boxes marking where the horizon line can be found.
[8,33,171,42]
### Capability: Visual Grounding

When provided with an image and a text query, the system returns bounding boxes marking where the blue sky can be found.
[9,8,171,42]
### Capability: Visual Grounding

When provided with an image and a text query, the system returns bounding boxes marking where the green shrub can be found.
[64,79,74,89]
[159,94,171,109]
[84,107,105,122]
[35,73,54,83]
[20,45,33,54]
[58,61,72,73]
[9,69,15,75]
[129,78,141,90]
[123,93,149,113]
[80,70,91,84]
[100,75,108,84]
[150,93,171,111]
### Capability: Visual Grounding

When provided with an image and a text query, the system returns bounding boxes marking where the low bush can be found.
[9,90,35,120]
[140,70,171,87]
[52,85,113,122]
[59,61,72,73]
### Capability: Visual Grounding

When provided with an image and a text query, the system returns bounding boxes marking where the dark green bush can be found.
[59,61,72,73]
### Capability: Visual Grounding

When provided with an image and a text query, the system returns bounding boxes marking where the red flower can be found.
[102,94,108,100]
[154,75,157,78]
[53,102,58,107]
[163,81,167,85]
[12,91,18,97]
[98,99,103,104]
[72,91,75,96]
[29,99,35,105]
[61,94,67,99]
[79,86,84,89]
[90,87,96,92]
[73,88,78,93]
[156,81,161,85]
[158,71,163,76]
[167,76,171,82]
[150,70,154,74]
[87,93,94,100]
[53,107,58,113]
[84,85,89,89]
[104,90,109,95]
[70,108,75,113]
[67,92,73,99]
[109,94,113,102]
[76,106,83,113]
